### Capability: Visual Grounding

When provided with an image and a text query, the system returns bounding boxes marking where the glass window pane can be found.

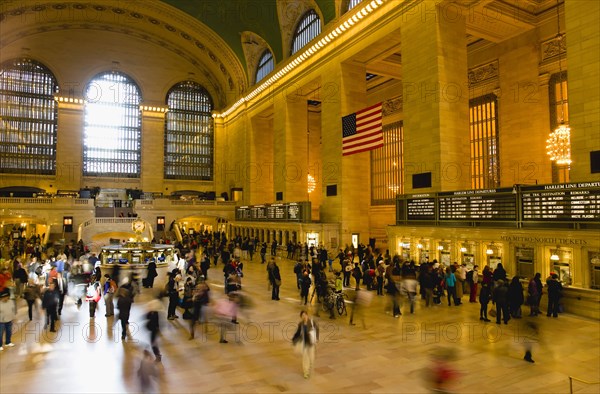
[469,94,499,189]
[371,121,403,205]
[83,72,141,177]
[164,81,214,181]
[0,59,58,175]
[291,10,321,55]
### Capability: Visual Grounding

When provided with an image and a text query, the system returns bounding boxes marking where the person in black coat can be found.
[492,279,510,324]
[42,282,59,332]
[479,281,491,322]
[507,276,524,318]
[117,279,134,340]
[269,261,281,300]
[546,273,563,317]
[144,261,158,288]
[492,263,507,283]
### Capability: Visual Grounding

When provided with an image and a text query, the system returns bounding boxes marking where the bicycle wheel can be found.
[336,297,346,315]
[322,296,333,312]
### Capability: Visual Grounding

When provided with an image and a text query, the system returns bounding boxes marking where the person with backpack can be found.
[103,274,117,317]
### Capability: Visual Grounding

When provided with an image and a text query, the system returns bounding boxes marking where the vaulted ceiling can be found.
[159,0,337,68]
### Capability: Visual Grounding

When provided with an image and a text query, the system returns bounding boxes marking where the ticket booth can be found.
[516,247,535,279]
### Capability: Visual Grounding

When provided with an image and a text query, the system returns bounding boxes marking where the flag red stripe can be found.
[343,129,383,145]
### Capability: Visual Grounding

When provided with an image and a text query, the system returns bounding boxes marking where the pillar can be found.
[273,95,308,202]
[400,1,470,192]
[55,101,84,191]
[141,109,166,192]
[565,0,600,181]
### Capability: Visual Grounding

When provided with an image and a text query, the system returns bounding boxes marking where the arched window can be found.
[255,50,274,83]
[346,0,363,12]
[0,58,58,174]
[291,10,321,55]
[83,72,142,177]
[164,81,214,180]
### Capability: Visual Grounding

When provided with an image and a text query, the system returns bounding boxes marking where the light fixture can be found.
[307,174,316,193]
[437,245,444,251]
[546,0,571,166]
[460,247,467,253]
[550,245,560,261]
[486,242,495,255]
[417,243,423,249]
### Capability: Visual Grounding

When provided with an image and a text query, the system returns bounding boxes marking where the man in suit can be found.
[56,272,68,317]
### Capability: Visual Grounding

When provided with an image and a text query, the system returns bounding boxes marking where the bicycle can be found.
[322,287,347,316]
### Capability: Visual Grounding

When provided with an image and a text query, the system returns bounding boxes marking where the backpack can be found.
[466,270,474,283]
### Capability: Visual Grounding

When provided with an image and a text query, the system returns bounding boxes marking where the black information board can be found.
[521,183,600,221]
[236,202,310,222]
[406,194,436,221]
[438,188,517,221]
[396,182,599,225]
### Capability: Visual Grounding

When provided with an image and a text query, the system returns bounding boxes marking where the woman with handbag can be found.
[292,310,319,379]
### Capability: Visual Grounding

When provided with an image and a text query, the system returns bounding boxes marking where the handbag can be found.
[489,308,497,318]
[308,320,317,345]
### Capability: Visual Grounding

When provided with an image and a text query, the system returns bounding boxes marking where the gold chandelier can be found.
[546,124,571,165]
[546,0,571,167]
[307,173,316,193]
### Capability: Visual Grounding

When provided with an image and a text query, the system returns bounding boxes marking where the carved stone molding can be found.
[541,34,566,62]
[241,32,273,86]
[382,96,402,116]
[468,60,499,87]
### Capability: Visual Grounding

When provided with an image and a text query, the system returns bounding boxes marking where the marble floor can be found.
[1,256,599,394]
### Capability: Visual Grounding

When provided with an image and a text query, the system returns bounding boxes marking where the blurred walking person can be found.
[138,349,159,393]
[292,310,319,379]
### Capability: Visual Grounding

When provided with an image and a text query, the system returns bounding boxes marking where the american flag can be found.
[341,103,383,156]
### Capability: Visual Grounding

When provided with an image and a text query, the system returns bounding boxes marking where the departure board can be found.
[521,183,600,221]
[235,202,310,222]
[406,194,436,221]
[438,188,517,221]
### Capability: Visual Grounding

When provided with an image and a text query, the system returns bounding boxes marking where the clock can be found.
[132,219,146,234]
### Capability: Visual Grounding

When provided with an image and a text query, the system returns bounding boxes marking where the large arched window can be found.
[255,50,274,84]
[83,71,142,177]
[346,0,363,12]
[164,81,214,180]
[0,58,58,175]
[291,10,321,55]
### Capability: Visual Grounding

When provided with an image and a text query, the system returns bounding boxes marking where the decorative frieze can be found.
[541,34,567,62]
[382,95,402,116]
[468,60,499,87]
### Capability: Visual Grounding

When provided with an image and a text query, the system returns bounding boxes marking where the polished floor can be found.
[1,255,599,393]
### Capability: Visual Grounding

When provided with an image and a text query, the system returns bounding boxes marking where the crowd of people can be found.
[0,229,568,390]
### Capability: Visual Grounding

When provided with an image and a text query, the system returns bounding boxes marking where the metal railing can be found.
[569,376,600,394]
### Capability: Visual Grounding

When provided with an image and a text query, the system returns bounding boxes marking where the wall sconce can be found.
[550,245,560,261]
[417,243,423,249]
[460,247,467,253]
[437,245,444,251]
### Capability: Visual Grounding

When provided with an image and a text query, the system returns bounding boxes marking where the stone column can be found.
[320,61,370,246]
[400,2,470,192]
[55,101,84,191]
[141,108,166,192]
[273,95,308,202]
[565,0,600,181]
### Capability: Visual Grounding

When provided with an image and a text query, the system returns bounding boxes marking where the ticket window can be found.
[462,254,475,271]
[553,263,572,286]
[590,253,600,290]
[488,257,502,271]
[419,250,430,265]
[516,247,535,279]
[550,248,572,286]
